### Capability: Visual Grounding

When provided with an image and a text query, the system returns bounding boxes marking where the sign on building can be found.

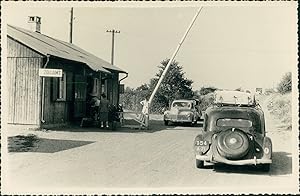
[39,68,63,77]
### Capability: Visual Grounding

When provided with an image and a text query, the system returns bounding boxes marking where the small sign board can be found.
[39,68,62,77]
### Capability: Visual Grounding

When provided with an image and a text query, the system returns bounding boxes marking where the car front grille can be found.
[169,114,189,121]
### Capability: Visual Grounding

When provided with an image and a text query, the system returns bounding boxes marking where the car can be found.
[193,90,272,171]
[163,99,201,126]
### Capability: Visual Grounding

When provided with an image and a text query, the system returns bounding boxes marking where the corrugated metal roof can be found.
[7,25,126,73]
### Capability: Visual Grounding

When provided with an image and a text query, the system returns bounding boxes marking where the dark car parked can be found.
[193,91,272,171]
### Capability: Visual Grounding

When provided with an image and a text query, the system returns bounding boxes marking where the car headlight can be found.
[264,147,270,154]
[186,113,192,118]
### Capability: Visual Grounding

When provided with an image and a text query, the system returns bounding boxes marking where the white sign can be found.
[39,68,63,77]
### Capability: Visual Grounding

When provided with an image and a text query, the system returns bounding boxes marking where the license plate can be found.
[196,140,208,146]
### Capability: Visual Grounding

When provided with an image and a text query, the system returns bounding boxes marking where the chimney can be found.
[28,16,41,33]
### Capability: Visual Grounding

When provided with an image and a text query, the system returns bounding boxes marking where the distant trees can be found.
[196,86,218,96]
[194,86,218,111]
[120,84,150,112]
[120,59,194,113]
[277,72,292,94]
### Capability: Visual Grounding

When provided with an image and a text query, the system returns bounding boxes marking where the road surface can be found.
[3,109,298,194]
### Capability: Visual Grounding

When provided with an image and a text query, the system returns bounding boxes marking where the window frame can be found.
[52,71,67,102]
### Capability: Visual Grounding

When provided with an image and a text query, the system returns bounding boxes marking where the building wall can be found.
[7,37,123,126]
[43,59,87,125]
[103,72,119,106]
[7,37,43,125]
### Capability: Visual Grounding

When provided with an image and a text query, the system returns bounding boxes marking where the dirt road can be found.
[3,109,298,194]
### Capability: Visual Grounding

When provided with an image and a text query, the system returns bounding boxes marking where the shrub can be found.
[277,72,292,94]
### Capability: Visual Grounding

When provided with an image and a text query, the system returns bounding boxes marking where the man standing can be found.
[99,93,109,128]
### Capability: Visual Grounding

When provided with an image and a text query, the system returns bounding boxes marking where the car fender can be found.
[262,136,272,159]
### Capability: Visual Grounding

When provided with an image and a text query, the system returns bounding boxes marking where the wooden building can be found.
[7,23,127,128]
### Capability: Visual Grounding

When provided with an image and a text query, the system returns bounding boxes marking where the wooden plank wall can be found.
[43,60,86,124]
[7,37,43,125]
[43,77,66,124]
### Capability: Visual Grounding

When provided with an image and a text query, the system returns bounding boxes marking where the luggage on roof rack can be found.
[213,90,256,106]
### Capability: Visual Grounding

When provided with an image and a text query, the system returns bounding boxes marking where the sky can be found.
[2,2,298,92]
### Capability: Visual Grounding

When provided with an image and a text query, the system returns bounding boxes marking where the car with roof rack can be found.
[193,90,272,171]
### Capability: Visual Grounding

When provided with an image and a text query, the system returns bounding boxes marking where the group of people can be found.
[89,93,110,128]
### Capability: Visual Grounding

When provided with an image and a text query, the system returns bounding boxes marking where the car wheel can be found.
[196,159,204,169]
[216,128,250,159]
[164,120,169,126]
[259,164,270,172]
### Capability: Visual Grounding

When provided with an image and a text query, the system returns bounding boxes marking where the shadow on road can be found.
[270,151,292,175]
[51,119,203,134]
[8,135,95,153]
[212,151,292,176]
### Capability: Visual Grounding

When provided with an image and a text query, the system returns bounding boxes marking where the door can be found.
[73,74,86,119]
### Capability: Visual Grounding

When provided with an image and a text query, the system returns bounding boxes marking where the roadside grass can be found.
[265,93,292,130]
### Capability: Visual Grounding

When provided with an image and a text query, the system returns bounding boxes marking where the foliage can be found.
[196,86,218,96]
[277,72,292,94]
[120,59,194,114]
[266,93,292,130]
[148,59,194,113]
[120,84,150,112]
[197,93,216,112]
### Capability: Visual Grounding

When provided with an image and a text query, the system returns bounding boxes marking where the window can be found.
[52,72,66,101]
[74,74,86,100]
[172,102,192,108]
[92,78,99,95]
[216,118,252,128]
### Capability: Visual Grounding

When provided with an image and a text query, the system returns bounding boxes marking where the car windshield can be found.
[172,102,191,108]
[216,118,252,128]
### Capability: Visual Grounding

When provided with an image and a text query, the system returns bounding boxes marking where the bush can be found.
[197,86,217,96]
[277,72,292,94]
[266,93,292,129]
[197,92,215,112]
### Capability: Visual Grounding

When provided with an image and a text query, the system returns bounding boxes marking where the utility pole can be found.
[106,29,120,65]
[69,7,74,43]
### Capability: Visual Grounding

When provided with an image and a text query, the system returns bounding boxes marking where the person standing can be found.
[139,99,149,124]
[89,93,100,121]
[99,93,109,128]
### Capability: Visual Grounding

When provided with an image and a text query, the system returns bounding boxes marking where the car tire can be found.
[196,159,204,168]
[164,120,169,126]
[259,164,270,172]
[216,129,250,159]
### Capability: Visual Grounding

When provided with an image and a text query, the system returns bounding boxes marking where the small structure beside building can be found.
[6,17,127,128]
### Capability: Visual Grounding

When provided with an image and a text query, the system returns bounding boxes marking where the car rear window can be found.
[172,102,191,108]
[216,118,252,128]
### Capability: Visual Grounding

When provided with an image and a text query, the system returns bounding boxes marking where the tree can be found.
[196,86,218,96]
[277,72,292,94]
[120,84,150,112]
[148,59,194,113]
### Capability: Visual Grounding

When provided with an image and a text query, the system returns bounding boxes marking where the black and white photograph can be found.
[1,1,299,195]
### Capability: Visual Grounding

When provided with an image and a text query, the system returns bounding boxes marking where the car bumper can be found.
[195,154,272,165]
[168,119,193,123]
[164,116,193,122]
